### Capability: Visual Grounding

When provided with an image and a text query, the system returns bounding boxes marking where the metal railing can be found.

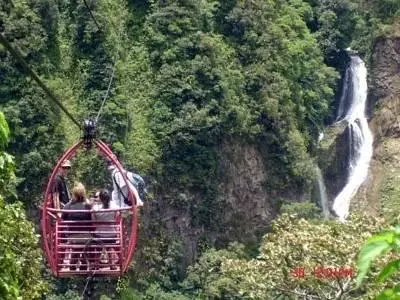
[45,209,133,276]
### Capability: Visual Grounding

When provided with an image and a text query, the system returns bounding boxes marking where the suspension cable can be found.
[81,270,96,298]
[0,33,82,129]
[81,0,118,124]
[95,59,116,123]
[82,0,103,33]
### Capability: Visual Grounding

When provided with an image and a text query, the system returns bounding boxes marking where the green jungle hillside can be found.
[0,0,400,299]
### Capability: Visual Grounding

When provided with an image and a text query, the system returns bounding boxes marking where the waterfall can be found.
[316,167,330,218]
[332,55,373,221]
[318,132,324,144]
[336,67,351,121]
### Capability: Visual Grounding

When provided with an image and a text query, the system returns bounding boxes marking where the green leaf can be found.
[376,259,400,283]
[376,287,400,300]
[366,231,395,244]
[356,241,392,285]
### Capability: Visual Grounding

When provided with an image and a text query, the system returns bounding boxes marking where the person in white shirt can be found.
[107,162,144,208]
[92,189,118,269]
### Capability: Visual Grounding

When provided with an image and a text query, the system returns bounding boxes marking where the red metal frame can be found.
[41,139,139,277]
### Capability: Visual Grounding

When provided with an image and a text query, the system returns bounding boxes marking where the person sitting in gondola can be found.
[89,190,102,209]
[92,189,119,270]
[62,182,92,271]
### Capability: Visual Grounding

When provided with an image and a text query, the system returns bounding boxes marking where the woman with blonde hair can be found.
[62,182,92,271]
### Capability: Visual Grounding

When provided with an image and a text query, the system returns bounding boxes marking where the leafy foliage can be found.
[129,235,185,291]
[211,214,387,299]
[280,201,322,219]
[305,0,400,61]
[0,0,64,206]
[0,112,16,199]
[0,199,48,299]
[220,0,337,184]
[46,290,82,300]
[131,214,396,299]
[180,243,248,299]
[0,112,47,299]
[357,224,400,298]
[0,0,398,298]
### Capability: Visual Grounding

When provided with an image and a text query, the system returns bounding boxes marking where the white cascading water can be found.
[316,166,330,218]
[318,132,324,144]
[332,55,373,221]
[336,67,350,121]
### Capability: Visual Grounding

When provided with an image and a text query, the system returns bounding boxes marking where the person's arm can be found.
[130,185,143,207]
[85,204,93,220]
[61,203,70,220]
[52,192,60,210]
[114,171,129,206]
[116,171,127,189]
[52,177,61,217]
[91,205,98,221]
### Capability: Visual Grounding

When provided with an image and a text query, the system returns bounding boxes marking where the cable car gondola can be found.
[0,10,139,278]
[41,121,139,277]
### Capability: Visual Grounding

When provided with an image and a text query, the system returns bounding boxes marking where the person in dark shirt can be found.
[52,160,72,214]
[62,182,92,270]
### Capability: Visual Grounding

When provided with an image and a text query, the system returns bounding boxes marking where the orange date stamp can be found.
[290,266,355,279]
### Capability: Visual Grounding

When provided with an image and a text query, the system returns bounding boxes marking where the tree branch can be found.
[334,278,352,299]
[274,287,320,299]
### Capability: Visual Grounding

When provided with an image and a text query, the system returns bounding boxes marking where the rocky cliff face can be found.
[138,137,311,273]
[216,138,309,245]
[318,123,349,209]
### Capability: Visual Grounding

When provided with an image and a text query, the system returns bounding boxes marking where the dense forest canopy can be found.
[0,0,399,298]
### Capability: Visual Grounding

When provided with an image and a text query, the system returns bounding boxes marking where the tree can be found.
[0,111,47,299]
[144,0,248,229]
[0,0,65,207]
[177,213,395,299]
[280,201,322,219]
[46,290,82,300]
[304,0,360,56]
[219,0,338,185]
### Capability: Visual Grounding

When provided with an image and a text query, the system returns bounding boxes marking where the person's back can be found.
[110,166,144,207]
[92,189,119,269]
[62,183,91,233]
[92,189,117,238]
[63,202,92,220]
[61,182,92,271]
[93,204,117,238]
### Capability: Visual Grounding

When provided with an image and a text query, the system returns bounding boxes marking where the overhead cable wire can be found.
[81,269,96,298]
[0,33,82,129]
[82,0,103,33]
[95,59,117,123]
[81,0,120,124]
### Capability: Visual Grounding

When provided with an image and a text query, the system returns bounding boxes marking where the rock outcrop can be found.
[216,138,309,245]
[317,122,349,209]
